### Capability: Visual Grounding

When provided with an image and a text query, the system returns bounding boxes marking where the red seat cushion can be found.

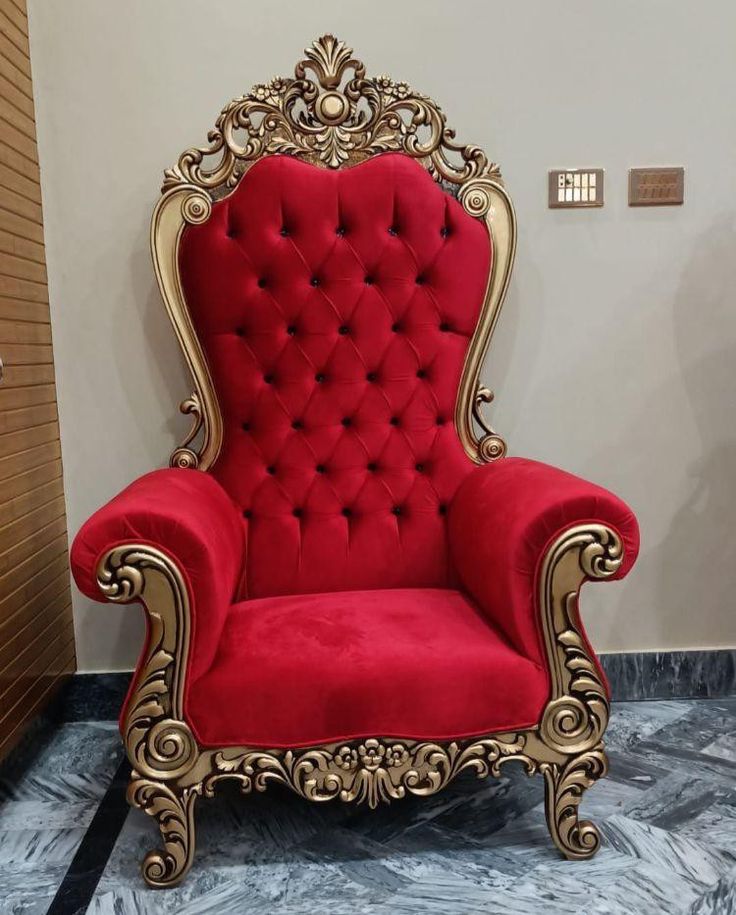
[178,152,492,600]
[186,588,549,747]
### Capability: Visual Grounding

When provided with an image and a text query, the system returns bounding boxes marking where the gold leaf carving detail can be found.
[162,35,501,195]
[205,734,533,809]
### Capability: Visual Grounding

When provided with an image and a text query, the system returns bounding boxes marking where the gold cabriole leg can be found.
[127,777,198,888]
[541,745,608,859]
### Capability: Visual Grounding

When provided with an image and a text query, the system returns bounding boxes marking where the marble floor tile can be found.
[1,699,735,913]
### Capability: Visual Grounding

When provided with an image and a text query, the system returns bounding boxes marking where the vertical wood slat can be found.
[0,0,76,762]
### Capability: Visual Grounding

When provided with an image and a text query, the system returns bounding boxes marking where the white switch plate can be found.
[548,169,604,208]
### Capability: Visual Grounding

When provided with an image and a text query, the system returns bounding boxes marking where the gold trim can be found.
[97,522,620,886]
[152,34,515,471]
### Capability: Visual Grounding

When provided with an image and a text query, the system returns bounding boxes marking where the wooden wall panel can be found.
[0,0,75,762]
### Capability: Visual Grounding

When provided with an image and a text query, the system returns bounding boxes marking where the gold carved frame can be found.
[100,37,622,887]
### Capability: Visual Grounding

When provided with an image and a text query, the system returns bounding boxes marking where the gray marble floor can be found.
[1,700,735,914]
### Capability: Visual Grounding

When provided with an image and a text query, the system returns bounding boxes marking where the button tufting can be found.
[388,226,398,236]
[263,373,274,384]
[280,227,289,237]
[341,417,352,427]
[258,278,267,288]
[390,416,400,426]
[364,276,374,285]
[291,419,303,430]
[235,326,245,337]
[436,416,445,425]
[266,465,276,475]
[439,504,448,515]
[336,226,346,236]
[416,275,426,285]
[391,322,402,333]
[242,422,250,431]
[367,462,378,472]
[440,226,450,238]
[316,464,326,474]
[243,509,252,519]
[292,508,303,517]
[415,463,424,472]
[287,325,297,335]
[391,506,402,516]
[366,371,377,382]
[416,369,427,379]
[310,277,320,287]
[341,507,352,517]
[315,373,326,383]
[439,322,451,332]
[338,325,349,335]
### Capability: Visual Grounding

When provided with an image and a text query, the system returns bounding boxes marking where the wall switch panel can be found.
[629,167,684,206]
[548,168,604,208]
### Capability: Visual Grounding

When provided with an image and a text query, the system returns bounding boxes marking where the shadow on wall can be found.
[662,212,736,646]
[117,220,191,467]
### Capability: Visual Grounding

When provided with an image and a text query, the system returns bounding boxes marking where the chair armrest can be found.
[71,468,245,682]
[448,457,639,668]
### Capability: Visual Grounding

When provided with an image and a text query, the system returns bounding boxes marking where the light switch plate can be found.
[548,168,604,208]
[629,167,684,206]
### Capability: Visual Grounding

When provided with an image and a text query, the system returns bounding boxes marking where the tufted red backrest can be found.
[179,153,492,599]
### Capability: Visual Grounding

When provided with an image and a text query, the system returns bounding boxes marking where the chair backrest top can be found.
[151,35,515,516]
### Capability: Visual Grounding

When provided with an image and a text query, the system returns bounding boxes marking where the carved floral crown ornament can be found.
[163,34,502,217]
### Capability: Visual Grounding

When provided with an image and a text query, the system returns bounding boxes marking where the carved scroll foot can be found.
[128,776,198,888]
[541,745,608,860]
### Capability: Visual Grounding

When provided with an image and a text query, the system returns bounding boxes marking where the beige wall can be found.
[27,0,736,671]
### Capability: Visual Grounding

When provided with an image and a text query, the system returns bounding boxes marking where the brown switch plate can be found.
[629,167,684,206]
[548,168,604,208]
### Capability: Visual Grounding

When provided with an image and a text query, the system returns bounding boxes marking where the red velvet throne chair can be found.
[71,36,639,887]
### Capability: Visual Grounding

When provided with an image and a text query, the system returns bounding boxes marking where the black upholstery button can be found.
[315,373,325,383]
[280,227,289,237]
[292,419,303,430]
[439,504,448,515]
[415,463,424,472]
[264,374,274,384]
[243,509,252,519]
[436,416,445,425]
[241,422,250,432]
[366,372,377,382]
[391,506,402,516]
[416,369,427,379]
[336,226,346,236]
[227,227,237,239]
[391,322,401,333]
[287,325,297,336]
[310,277,320,287]
[341,417,352,427]
[367,462,378,472]
[390,416,400,426]
[292,508,303,518]
[266,465,276,475]
[439,322,451,332]
[316,464,326,474]
[258,278,267,288]
[364,276,374,285]
[338,325,349,335]
[440,226,450,238]
[235,326,245,337]
[341,507,352,517]
[388,226,398,236]
[416,275,426,285]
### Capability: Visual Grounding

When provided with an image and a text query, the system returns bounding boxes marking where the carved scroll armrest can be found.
[70,468,246,688]
[448,457,640,670]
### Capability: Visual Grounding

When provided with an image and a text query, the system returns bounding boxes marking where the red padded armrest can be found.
[448,457,639,667]
[71,468,245,681]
